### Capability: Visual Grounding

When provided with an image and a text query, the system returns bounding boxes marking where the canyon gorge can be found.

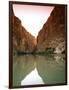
[11,5,66,54]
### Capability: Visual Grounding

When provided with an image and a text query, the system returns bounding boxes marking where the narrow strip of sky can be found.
[13,4,54,37]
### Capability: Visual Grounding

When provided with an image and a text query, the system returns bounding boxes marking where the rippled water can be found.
[13,54,65,87]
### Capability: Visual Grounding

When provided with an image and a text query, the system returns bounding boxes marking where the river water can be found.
[13,54,65,87]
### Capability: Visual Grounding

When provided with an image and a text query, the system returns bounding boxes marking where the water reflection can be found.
[13,54,65,86]
[21,68,44,85]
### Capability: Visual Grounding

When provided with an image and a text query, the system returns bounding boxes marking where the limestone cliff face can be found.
[12,10,36,53]
[37,6,66,53]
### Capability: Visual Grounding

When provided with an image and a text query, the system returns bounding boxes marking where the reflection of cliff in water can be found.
[13,54,65,86]
[13,55,35,86]
[36,55,65,84]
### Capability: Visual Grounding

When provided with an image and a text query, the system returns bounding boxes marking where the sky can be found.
[13,4,54,37]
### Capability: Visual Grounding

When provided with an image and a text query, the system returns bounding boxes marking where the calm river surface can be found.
[13,54,65,87]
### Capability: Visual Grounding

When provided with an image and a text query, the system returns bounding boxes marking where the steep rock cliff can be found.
[11,8,36,53]
[37,6,66,53]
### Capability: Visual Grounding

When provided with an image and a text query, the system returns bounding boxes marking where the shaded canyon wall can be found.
[36,6,66,53]
[11,7,36,53]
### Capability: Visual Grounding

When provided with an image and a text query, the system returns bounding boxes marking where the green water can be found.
[13,54,65,87]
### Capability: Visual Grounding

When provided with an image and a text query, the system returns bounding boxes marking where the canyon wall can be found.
[36,6,66,53]
[11,8,36,53]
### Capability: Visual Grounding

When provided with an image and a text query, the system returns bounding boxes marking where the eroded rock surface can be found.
[36,6,66,53]
[11,7,36,53]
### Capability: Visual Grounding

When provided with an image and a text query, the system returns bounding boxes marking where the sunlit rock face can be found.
[36,6,66,53]
[11,7,36,53]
